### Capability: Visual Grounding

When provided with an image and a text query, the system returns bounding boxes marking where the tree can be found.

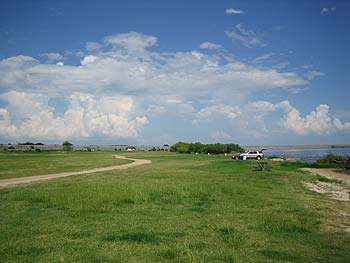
[62,141,73,151]
[170,142,244,154]
[170,142,190,153]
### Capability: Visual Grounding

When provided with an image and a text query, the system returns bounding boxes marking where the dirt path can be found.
[302,168,349,201]
[0,155,151,188]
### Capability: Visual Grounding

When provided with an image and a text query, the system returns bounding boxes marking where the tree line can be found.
[170,142,244,154]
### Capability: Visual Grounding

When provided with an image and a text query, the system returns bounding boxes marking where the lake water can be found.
[263,147,350,163]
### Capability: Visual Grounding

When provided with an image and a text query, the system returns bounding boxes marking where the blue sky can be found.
[0,0,349,145]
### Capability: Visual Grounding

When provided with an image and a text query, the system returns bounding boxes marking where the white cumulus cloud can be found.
[278,101,350,135]
[0,91,148,140]
[0,32,320,142]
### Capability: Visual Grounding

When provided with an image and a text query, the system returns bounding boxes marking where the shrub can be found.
[315,154,346,168]
[345,157,350,170]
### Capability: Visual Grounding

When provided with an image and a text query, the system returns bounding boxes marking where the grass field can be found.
[0,151,131,179]
[0,151,349,262]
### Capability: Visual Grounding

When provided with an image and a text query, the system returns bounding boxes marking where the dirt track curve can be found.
[0,155,151,188]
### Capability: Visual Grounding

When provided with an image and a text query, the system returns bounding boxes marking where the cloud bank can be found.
[0,31,345,142]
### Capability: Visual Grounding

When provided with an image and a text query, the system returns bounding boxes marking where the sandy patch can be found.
[303,181,349,201]
[302,168,350,185]
[302,168,350,201]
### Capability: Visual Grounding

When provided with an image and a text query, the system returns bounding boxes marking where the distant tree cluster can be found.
[170,142,244,154]
[62,141,73,151]
[18,142,44,145]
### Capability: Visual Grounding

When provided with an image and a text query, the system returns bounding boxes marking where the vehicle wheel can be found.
[257,156,261,160]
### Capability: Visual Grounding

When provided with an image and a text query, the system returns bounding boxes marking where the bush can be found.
[170,142,244,154]
[315,154,350,169]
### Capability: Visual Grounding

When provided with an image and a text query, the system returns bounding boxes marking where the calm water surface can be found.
[264,147,350,163]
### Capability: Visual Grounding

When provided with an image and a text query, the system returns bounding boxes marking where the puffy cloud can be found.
[199,41,222,50]
[196,100,350,137]
[0,45,307,99]
[0,91,148,140]
[80,55,98,65]
[278,101,350,135]
[321,7,336,14]
[0,32,317,141]
[226,8,244,15]
[0,108,17,137]
[226,23,266,48]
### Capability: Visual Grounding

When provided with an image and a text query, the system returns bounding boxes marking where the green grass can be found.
[0,151,131,179]
[315,175,343,184]
[0,151,349,262]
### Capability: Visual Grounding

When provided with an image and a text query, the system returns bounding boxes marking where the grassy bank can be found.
[0,151,131,179]
[0,152,349,262]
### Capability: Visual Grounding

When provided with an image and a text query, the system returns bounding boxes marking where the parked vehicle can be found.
[232,150,264,160]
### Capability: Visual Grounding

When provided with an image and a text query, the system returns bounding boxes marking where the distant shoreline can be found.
[1,143,350,151]
[245,144,350,150]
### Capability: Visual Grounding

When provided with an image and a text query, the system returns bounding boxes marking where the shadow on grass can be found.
[102,231,160,244]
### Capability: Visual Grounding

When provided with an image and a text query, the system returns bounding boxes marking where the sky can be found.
[0,0,349,146]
